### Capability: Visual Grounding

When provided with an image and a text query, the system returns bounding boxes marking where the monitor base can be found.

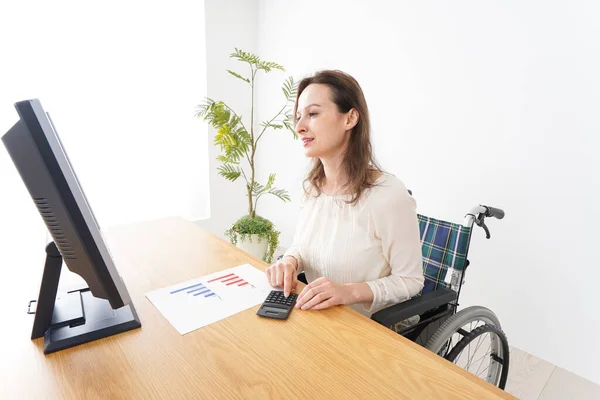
[43,288,141,354]
[29,242,141,354]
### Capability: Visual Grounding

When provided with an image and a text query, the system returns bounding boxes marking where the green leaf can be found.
[230,48,285,72]
[207,103,250,164]
[283,120,298,139]
[267,187,291,202]
[216,155,240,165]
[227,69,250,83]
[265,173,276,191]
[218,164,242,181]
[282,76,297,101]
[258,61,285,72]
[203,101,231,129]
[194,98,216,119]
[251,181,265,197]
[260,120,283,130]
[214,124,233,146]
[252,176,289,203]
[230,48,261,67]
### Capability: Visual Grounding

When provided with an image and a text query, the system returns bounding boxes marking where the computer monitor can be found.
[2,99,141,354]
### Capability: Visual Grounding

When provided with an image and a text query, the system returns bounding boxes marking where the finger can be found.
[295,287,312,308]
[296,284,315,305]
[297,278,327,303]
[296,286,308,305]
[265,268,271,283]
[309,298,338,310]
[301,292,329,310]
[270,268,279,287]
[275,266,283,287]
[283,271,293,297]
[310,277,329,285]
[296,285,325,309]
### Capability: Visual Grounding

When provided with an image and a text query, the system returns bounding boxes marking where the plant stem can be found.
[249,68,257,218]
[255,102,288,146]
[253,192,264,214]
[240,168,249,186]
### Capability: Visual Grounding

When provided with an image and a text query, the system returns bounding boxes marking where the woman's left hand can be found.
[295,277,354,310]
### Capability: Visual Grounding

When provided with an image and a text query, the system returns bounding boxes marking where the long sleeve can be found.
[283,238,303,274]
[363,184,424,314]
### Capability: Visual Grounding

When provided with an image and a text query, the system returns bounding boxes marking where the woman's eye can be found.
[295,112,317,121]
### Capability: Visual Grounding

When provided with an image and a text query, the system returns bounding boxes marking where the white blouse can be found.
[283,173,424,317]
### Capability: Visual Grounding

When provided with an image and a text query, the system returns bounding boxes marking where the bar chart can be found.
[207,273,254,288]
[169,282,220,299]
[146,264,278,334]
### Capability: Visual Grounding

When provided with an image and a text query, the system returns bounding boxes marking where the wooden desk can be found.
[0,217,514,399]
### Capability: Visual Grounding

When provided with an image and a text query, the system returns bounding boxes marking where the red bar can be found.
[226,279,244,286]
[221,276,239,283]
[238,282,249,287]
[207,273,235,283]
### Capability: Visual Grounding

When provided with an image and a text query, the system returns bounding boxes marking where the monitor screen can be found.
[3,98,132,307]
[2,99,140,354]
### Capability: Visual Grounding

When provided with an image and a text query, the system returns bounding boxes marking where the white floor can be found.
[505,347,600,400]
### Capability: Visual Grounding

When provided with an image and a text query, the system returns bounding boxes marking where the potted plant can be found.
[195,48,297,263]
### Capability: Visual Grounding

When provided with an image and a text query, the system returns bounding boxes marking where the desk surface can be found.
[0,217,514,399]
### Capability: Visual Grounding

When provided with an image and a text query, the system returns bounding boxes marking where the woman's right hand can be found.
[266,256,299,297]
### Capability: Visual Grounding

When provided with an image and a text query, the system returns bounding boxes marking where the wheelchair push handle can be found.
[465,205,505,239]
[484,206,505,220]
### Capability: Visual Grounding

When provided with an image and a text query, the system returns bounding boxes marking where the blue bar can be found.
[205,293,216,298]
[187,287,206,294]
[170,282,205,294]
[193,289,212,296]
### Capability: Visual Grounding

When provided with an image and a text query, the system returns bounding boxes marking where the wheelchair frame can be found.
[370,204,508,388]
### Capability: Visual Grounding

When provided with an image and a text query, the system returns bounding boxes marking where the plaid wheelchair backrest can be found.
[417,214,472,295]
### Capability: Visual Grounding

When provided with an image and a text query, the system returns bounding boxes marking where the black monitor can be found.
[2,99,141,354]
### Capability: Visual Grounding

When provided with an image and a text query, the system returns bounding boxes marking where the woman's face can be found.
[295,84,357,159]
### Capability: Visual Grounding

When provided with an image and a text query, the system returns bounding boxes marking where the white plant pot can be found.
[236,234,268,261]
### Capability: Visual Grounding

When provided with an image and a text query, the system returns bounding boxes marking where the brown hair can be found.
[293,70,381,205]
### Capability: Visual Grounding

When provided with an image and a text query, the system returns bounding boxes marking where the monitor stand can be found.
[28,242,141,354]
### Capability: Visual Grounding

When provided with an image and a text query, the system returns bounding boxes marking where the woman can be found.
[266,70,424,317]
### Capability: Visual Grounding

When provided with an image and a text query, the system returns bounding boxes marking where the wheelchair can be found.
[371,204,509,389]
[293,204,510,389]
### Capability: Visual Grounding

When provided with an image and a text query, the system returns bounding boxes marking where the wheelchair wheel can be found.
[445,324,510,389]
[425,306,509,389]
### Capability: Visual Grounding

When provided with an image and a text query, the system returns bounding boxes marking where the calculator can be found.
[256,290,298,320]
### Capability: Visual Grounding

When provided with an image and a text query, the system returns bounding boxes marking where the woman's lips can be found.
[302,138,314,147]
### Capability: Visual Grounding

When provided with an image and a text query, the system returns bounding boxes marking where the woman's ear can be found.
[346,109,359,130]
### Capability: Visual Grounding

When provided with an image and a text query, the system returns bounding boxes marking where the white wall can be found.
[1,0,209,228]
[252,0,600,385]
[1,1,208,298]
[198,0,260,238]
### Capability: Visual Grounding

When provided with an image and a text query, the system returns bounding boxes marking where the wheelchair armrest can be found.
[371,288,458,327]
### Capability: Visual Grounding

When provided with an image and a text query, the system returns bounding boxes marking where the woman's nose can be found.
[295,117,307,134]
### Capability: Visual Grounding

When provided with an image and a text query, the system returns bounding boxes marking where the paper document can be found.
[146,264,278,334]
